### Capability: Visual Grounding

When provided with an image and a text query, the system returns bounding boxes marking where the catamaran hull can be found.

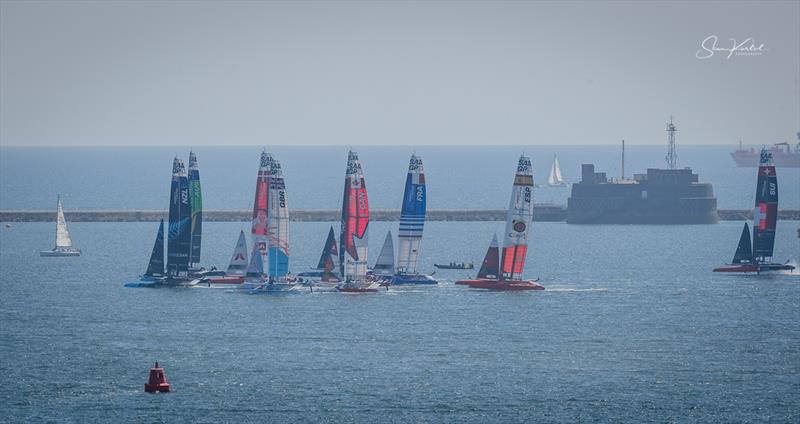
[456,279,545,291]
[337,286,379,293]
[204,276,244,285]
[713,263,795,273]
[40,249,81,257]
[390,274,438,285]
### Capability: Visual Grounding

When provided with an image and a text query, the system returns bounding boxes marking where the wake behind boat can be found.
[40,196,81,257]
[457,155,544,291]
[713,148,796,274]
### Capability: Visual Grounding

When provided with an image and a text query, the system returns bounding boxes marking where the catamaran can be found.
[547,155,566,187]
[456,155,545,290]
[40,196,81,257]
[337,150,379,292]
[390,154,437,285]
[249,152,295,292]
[713,148,796,274]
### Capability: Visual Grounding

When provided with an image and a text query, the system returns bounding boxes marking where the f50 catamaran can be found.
[249,152,295,293]
[40,196,81,257]
[390,154,437,285]
[456,155,545,290]
[713,148,795,274]
[337,150,379,292]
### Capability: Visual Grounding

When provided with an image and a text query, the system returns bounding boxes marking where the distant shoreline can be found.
[2,208,798,222]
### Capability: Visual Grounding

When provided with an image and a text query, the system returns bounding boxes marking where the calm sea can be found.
[1,145,799,210]
[0,218,798,422]
[0,145,799,422]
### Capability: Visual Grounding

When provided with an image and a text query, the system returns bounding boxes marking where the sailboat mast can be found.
[621,140,625,180]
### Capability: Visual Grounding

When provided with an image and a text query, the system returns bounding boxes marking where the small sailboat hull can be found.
[434,263,474,270]
[455,278,545,291]
[204,275,245,285]
[40,248,81,257]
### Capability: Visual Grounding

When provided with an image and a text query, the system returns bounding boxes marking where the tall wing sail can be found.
[266,156,290,277]
[752,148,778,260]
[226,230,248,276]
[396,154,426,274]
[501,155,535,280]
[55,196,73,248]
[339,150,370,282]
[477,234,500,280]
[188,151,203,266]
[732,223,753,264]
[166,158,191,277]
[145,219,165,277]
[373,231,395,275]
[251,151,271,276]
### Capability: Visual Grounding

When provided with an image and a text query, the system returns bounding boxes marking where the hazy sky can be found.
[1,0,798,146]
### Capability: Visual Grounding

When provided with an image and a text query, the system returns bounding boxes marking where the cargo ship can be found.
[567,119,718,224]
[730,137,800,168]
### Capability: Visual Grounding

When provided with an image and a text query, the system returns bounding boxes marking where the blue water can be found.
[2,145,799,211]
[1,219,798,422]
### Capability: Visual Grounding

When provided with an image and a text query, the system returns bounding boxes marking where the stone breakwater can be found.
[1,207,798,222]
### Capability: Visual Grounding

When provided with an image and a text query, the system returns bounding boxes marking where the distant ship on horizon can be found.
[730,134,800,168]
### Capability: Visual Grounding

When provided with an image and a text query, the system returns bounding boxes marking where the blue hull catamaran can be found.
[713,148,795,274]
[40,196,81,257]
[248,151,296,293]
[388,154,437,285]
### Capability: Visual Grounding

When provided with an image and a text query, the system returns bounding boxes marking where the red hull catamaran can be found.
[713,148,795,274]
[457,155,544,291]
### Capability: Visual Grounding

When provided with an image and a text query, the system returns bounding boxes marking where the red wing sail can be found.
[339,151,370,282]
[251,151,271,271]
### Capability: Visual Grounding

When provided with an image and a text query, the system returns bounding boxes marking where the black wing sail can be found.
[732,223,753,264]
[145,219,165,276]
[752,149,778,260]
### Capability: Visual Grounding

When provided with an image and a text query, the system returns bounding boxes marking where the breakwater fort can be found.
[2,207,798,222]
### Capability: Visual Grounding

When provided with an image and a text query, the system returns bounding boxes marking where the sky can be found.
[0,0,798,146]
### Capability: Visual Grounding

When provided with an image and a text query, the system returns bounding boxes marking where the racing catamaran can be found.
[390,154,437,285]
[337,150,379,292]
[456,155,545,290]
[713,148,795,273]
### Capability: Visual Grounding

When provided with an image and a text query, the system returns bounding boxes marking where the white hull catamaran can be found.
[249,152,296,293]
[40,196,81,257]
[337,150,379,292]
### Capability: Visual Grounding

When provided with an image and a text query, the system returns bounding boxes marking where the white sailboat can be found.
[547,155,566,187]
[40,196,81,257]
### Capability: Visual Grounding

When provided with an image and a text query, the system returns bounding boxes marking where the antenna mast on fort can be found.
[665,116,677,169]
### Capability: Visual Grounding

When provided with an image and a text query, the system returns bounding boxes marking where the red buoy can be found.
[144,361,171,393]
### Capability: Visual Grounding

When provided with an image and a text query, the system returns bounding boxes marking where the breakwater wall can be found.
[2,207,799,222]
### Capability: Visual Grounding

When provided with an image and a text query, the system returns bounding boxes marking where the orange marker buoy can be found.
[144,361,171,393]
